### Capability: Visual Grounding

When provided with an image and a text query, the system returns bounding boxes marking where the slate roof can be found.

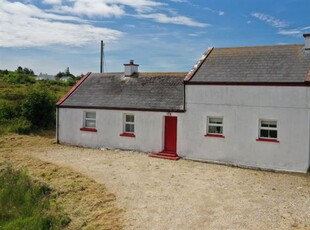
[187,44,310,83]
[59,72,186,111]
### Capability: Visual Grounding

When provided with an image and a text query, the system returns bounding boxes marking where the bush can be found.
[22,89,56,130]
[0,101,21,120]
[4,72,36,84]
[10,118,32,134]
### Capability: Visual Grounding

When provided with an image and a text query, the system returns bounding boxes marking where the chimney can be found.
[303,33,310,50]
[124,60,139,77]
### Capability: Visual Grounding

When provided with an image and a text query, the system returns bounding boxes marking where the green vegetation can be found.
[0,164,69,230]
[0,67,73,135]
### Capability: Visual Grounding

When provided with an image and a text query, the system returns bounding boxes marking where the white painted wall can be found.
[58,108,181,153]
[178,85,310,172]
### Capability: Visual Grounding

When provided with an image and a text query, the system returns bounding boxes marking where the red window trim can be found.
[205,134,225,138]
[80,127,97,132]
[120,132,136,137]
[256,138,279,143]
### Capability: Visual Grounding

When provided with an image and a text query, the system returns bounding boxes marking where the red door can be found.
[164,116,177,153]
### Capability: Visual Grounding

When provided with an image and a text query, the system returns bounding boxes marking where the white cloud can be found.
[137,13,209,27]
[278,29,300,36]
[251,12,288,28]
[170,0,188,2]
[204,7,224,16]
[51,0,165,17]
[43,0,62,5]
[278,26,310,37]
[0,1,123,47]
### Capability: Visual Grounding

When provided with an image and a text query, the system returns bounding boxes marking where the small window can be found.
[124,114,134,133]
[207,117,223,134]
[84,111,96,128]
[259,119,277,139]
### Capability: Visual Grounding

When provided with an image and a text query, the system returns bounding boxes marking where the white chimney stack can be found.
[124,60,139,77]
[303,33,310,50]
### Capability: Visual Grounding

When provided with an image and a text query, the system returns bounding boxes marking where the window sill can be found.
[256,138,279,143]
[80,127,97,132]
[204,134,225,138]
[120,133,135,137]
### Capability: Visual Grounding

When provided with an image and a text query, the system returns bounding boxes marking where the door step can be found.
[148,151,180,160]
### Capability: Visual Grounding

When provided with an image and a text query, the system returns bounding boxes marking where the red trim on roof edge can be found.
[184,47,213,82]
[184,81,309,87]
[56,72,92,106]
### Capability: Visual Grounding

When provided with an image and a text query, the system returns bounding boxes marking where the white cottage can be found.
[56,61,186,160]
[57,34,310,172]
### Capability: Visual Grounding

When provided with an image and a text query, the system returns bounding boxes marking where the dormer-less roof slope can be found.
[58,72,186,112]
[186,44,310,83]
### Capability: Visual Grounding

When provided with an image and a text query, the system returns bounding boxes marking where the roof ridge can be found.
[214,44,303,49]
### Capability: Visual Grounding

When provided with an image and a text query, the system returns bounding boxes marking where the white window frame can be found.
[258,119,278,139]
[207,116,223,135]
[124,113,135,133]
[84,111,96,128]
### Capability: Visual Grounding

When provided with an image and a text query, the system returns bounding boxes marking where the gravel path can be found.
[24,143,310,230]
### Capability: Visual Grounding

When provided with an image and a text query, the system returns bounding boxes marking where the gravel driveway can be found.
[21,140,310,230]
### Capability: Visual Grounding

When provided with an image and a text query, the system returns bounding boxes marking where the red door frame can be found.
[164,116,177,153]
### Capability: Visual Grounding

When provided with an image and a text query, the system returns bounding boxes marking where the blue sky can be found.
[0,0,309,75]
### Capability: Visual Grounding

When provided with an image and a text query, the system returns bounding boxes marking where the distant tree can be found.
[17,66,23,73]
[65,67,70,76]
[55,71,64,80]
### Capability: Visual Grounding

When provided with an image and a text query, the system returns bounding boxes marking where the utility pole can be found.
[100,40,104,73]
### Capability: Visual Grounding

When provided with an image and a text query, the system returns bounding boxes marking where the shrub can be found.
[0,101,21,120]
[10,118,32,134]
[22,89,56,130]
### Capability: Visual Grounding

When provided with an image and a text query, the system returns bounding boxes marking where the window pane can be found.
[126,115,134,122]
[261,121,269,127]
[208,125,223,134]
[86,112,96,119]
[269,121,277,128]
[269,130,277,138]
[209,117,222,124]
[85,120,96,128]
[130,124,134,132]
[261,120,277,128]
[260,129,268,138]
[125,124,134,133]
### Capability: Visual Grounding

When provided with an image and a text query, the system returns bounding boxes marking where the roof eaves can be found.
[184,47,214,82]
[56,72,92,106]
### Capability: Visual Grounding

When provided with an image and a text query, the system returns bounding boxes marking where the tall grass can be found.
[0,165,69,229]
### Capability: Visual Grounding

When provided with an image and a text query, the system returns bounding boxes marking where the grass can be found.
[0,134,123,229]
[0,164,69,230]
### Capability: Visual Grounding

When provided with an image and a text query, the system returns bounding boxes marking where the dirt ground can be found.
[1,134,310,230]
